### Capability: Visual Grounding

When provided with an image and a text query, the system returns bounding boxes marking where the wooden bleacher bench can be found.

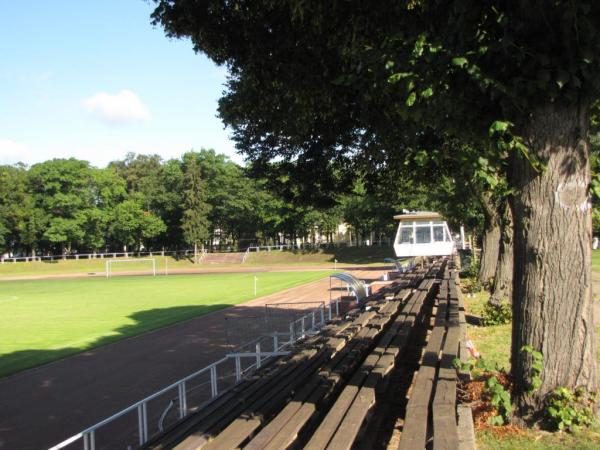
[398,265,471,450]
[144,263,456,450]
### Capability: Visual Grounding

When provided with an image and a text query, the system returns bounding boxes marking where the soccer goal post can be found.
[105,258,157,278]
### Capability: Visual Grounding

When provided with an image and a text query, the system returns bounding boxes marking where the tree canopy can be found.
[152,0,600,419]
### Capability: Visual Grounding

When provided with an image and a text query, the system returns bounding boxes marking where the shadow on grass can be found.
[0,304,233,379]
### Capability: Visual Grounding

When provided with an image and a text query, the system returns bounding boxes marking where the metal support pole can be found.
[320,306,325,325]
[235,356,242,382]
[138,403,148,446]
[336,299,339,316]
[178,381,187,419]
[256,342,262,369]
[273,333,278,351]
[289,322,295,344]
[210,365,218,398]
[328,303,332,321]
[301,316,305,335]
[311,311,315,330]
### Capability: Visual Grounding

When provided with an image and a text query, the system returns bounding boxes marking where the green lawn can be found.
[593,249,600,271]
[0,270,331,377]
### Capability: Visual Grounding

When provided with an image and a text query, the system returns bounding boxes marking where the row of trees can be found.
[1,149,474,257]
[151,0,600,421]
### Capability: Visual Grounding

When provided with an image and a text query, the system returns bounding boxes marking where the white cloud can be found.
[82,90,150,125]
[0,140,32,164]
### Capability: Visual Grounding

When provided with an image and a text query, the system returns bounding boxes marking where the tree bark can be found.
[511,103,597,420]
[490,200,514,305]
[478,193,501,286]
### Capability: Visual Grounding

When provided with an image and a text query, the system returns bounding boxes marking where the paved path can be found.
[0,267,386,450]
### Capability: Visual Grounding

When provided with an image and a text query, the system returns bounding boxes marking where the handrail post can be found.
[311,311,315,330]
[289,322,294,344]
[235,356,242,382]
[273,333,278,351]
[320,306,325,326]
[336,298,340,316]
[178,381,187,419]
[301,316,305,335]
[256,342,261,369]
[138,402,148,446]
[210,365,218,398]
[83,432,90,450]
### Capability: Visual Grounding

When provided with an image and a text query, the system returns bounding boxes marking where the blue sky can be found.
[0,0,240,167]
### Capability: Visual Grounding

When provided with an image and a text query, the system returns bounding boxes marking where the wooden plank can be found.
[457,405,476,450]
[326,384,376,450]
[257,380,334,450]
[398,406,428,450]
[432,404,459,450]
[399,294,448,449]
[202,349,327,449]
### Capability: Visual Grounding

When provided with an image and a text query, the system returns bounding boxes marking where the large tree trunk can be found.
[511,103,597,420]
[490,200,514,305]
[478,193,501,286]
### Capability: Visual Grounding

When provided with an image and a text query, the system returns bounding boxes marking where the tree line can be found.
[1,149,475,257]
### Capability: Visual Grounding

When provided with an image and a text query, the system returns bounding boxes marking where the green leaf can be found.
[388,72,412,83]
[421,87,434,98]
[489,120,510,135]
[451,57,468,68]
[406,91,417,107]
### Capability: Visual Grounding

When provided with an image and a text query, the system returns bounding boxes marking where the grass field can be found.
[0,246,394,278]
[0,270,331,377]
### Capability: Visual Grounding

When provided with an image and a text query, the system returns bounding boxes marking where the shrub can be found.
[482,300,512,326]
[546,387,597,432]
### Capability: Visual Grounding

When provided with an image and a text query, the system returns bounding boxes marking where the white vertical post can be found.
[138,403,148,445]
[256,342,261,369]
[328,303,332,321]
[320,306,325,325]
[335,299,339,316]
[235,356,242,382]
[210,365,218,398]
[178,381,187,419]
[311,311,315,330]
[289,322,295,344]
[301,316,305,335]
[460,225,466,250]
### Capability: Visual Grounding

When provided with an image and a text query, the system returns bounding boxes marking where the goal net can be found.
[105,258,157,278]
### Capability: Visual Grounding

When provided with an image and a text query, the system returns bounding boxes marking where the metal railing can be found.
[0,249,196,264]
[49,299,340,450]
